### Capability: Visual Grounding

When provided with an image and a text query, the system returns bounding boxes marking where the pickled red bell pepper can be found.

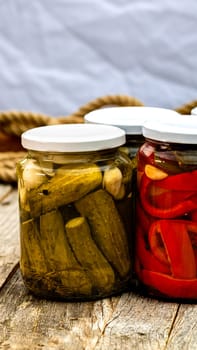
[154,170,197,191]
[136,201,154,233]
[148,220,196,279]
[191,210,197,222]
[140,173,197,218]
[140,269,197,299]
[136,226,171,274]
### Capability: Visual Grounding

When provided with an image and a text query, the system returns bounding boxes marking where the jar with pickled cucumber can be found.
[17,124,134,300]
[135,117,197,301]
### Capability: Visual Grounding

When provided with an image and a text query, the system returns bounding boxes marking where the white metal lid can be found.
[84,106,180,135]
[143,116,197,144]
[21,124,126,152]
[191,107,197,116]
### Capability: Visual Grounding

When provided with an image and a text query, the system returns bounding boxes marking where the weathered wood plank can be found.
[0,268,179,350]
[0,269,119,350]
[166,304,197,350]
[95,293,179,350]
[0,189,20,288]
[0,184,12,201]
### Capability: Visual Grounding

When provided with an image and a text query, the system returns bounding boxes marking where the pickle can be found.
[23,269,92,298]
[51,270,93,297]
[20,213,94,298]
[75,189,131,278]
[20,218,48,276]
[114,153,134,185]
[39,210,92,295]
[21,211,93,297]
[39,209,73,270]
[28,163,102,217]
[66,216,115,293]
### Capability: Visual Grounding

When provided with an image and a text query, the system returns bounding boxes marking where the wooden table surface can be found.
[1,184,197,350]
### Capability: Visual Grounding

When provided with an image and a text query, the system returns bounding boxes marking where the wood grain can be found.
[95,293,178,350]
[0,187,20,289]
[0,268,179,350]
[166,304,197,350]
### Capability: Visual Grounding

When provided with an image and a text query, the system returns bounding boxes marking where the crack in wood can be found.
[0,262,20,292]
[164,304,181,349]
[0,185,13,203]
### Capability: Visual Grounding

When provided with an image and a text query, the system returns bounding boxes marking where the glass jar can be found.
[135,118,197,301]
[17,124,134,301]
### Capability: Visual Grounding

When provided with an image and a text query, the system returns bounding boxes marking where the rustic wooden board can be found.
[166,303,197,350]
[0,268,179,350]
[0,184,12,201]
[95,293,178,350]
[0,188,20,288]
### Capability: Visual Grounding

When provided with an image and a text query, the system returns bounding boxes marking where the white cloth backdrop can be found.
[0,0,196,116]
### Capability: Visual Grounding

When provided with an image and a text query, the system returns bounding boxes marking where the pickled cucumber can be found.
[66,216,115,293]
[75,189,131,278]
[28,163,102,217]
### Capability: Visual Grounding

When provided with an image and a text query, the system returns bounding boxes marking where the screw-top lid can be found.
[142,116,197,144]
[191,107,197,116]
[21,124,126,152]
[84,106,180,135]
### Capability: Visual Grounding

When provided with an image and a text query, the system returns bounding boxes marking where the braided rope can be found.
[58,94,144,122]
[0,95,144,136]
[0,152,26,183]
[0,111,57,136]
[0,94,196,183]
[175,100,197,114]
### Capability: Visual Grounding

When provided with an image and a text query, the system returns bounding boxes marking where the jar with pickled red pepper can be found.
[135,117,197,300]
[17,124,134,301]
